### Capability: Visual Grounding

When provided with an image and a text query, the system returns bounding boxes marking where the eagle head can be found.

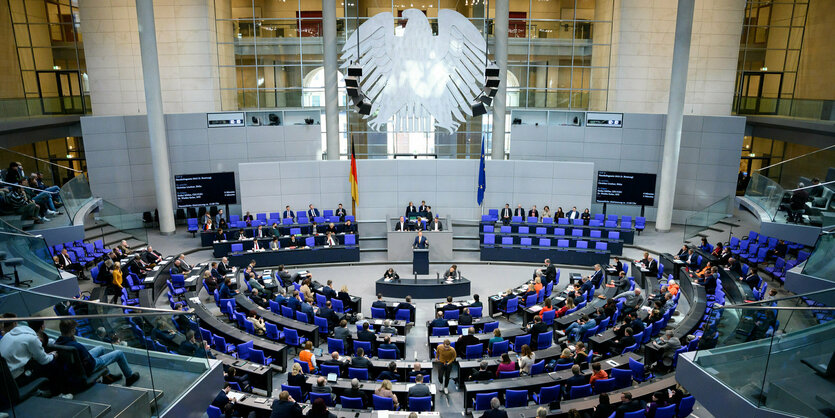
[402,9,430,34]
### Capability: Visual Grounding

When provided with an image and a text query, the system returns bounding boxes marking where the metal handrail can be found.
[757,144,835,172]
[0,180,59,194]
[0,147,83,173]
[788,179,835,192]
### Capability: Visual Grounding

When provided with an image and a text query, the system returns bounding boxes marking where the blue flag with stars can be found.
[477,135,486,206]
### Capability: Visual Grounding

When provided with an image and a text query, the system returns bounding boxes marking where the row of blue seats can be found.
[188,213,356,233]
[482,212,645,228]
[483,234,610,251]
[227,233,357,251]
[50,239,109,265]
[484,224,624,240]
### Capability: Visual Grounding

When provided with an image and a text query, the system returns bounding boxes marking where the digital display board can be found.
[175,172,237,208]
[595,171,657,206]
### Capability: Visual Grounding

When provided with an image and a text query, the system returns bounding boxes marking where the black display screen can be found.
[175,172,237,208]
[595,171,657,206]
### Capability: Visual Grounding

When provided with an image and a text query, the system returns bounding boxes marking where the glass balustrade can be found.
[0,230,62,290]
[0,285,212,416]
[801,233,835,284]
[734,96,835,122]
[60,174,94,222]
[683,196,732,240]
[89,200,149,249]
[690,288,835,417]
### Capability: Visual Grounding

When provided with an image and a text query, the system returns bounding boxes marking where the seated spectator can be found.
[379,319,397,335]
[573,342,589,365]
[615,392,646,418]
[555,297,574,318]
[429,311,449,330]
[588,362,608,386]
[7,186,46,223]
[351,348,372,370]
[563,364,588,397]
[407,362,422,380]
[55,319,140,386]
[409,373,431,398]
[322,351,347,375]
[471,360,493,381]
[152,317,186,349]
[614,288,642,315]
[517,344,536,375]
[371,293,387,310]
[287,362,308,392]
[298,341,318,373]
[377,361,398,381]
[211,385,237,417]
[246,310,266,335]
[556,348,574,365]
[219,278,238,300]
[613,327,636,353]
[319,301,339,330]
[271,390,303,418]
[178,330,212,358]
[455,327,479,357]
[374,380,399,409]
[645,391,670,418]
[470,294,482,308]
[592,394,614,418]
[563,315,596,343]
[333,320,350,345]
[527,315,549,342]
[458,308,473,325]
[495,353,516,376]
[341,378,368,407]
[378,336,400,358]
[488,329,503,354]
[311,376,336,403]
[538,298,553,319]
[0,316,67,396]
[224,367,249,392]
[482,397,508,418]
[250,289,269,309]
[356,322,376,342]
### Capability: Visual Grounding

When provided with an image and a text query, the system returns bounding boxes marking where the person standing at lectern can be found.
[501,204,512,225]
[413,231,428,249]
[335,203,347,221]
[395,216,409,231]
[429,216,443,231]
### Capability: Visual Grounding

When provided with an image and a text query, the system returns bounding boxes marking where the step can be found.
[360,247,387,252]
[452,235,479,240]
[2,396,108,418]
[452,247,480,252]
[717,218,742,227]
[71,384,160,418]
[358,236,386,240]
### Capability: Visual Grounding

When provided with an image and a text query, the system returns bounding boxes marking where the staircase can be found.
[452,219,480,253]
[10,384,162,418]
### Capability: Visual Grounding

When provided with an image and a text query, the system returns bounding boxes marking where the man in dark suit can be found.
[497,289,514,311]
[429,311,449,330]
[513,204,525,217]
[615,392,646,418]
[442,295,458,311]
[408,374,432,398]
[500,204,512,225]
[322,280,337,300]
[377,361,399,381]
[455,327,480,357]
[351,348,372,369]
[396,296,415,322]
[539,259,556,284]
[413,231,428,249]
[283,205,295,220]
[527,205,539,219]
[566,206,579,220]
[425,206,433,221]
[613,327,636,353]
[335,203,347,221]
[429,216,443,231]
[579,276,595,297]
[395,216,409,231]
[562,365,589,397]
[342,220,356,234]
[342,378,368,406]
[307,204,320,219]
[217,257,231,276]
[405,201,417,218]
[286,290,302,311]
[527,315,550,342]
[372,293,387,310]
[587,264,605,288]
[697,267,720,293]
[458,308,473,325]
[318,301,339,328]
[418,200,428,214]
[470,361,493,381]
[378,336,400,358]
[727,257,743,276]
[482,397,509,418]
[637,252,658,276]
[357,322,376,342]
[253,225,266,238]
[741,267,761,290]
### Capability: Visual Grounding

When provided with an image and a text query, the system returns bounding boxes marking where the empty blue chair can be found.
[331,298,350,313]
[483,225,494,233]
[320,364,341,377]
[212,334,235,354]
[284,328,306,347]
[502,236,513,246]
[520,237,532,247]
[490,340,509,356]
[310,392,334,407]
[524,294,537,307]
[635,217,645,232]
[341,396,364,409]
[409,396,431,412]
[595,242,607,251]
[432,327,450,336]
[348,367,369,380]
[677,395,695,417]
[465,344,483,359]
[555,228,566,236]
[572,229,583,237]
[498,370,519,379]
[207,405,222,418]
[608,231,620,240]
[444,309,459,320]
[290,227,301,235]
[568,384,592,399]
[571,218,582,225]
[623,411,646,418]
[542,217,553,224]
[488,209,498,220]
[265,322,282,341]
[541,309,556,325]
[629,357,652,382]
[557,239,569,248]
[576,240,588,249]
[470,306,482,317]
[535,227,546,235]
[590,229,602,238]
[483,233,496,246]
[519,226,529,234]
[282,384,305,402]
[653,404,676,418]
[532,384,560,404]
[536,332,552,350]
[395,309,411,321]
[230,243,243,252]
[482,321,499,334]
[538,238,551,247]
[611,367,632,388]
[511,216,522,223]
[305,237,315,247]
[530,360,545,375]
[620,220,630,229]
[372,394,396,410]
[593,377,616,394]
[604,220,616,228]
[558,218,569,225]
[282,218,293,225]
[525,216,536,223]
[505,389,528,407]
[250,348,272,365]
[378,348,397,359]
[371,307,386,319]
[353,341,372,356]
[474,392,499,410]
[510,334,530,352]
[296,311,309,324]
[344,234,356,246]
[328,337,345,355]
[500,225,511,233]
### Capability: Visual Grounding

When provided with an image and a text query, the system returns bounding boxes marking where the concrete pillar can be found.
[135,0,175,235]
[535,64,548,108]
[491,0,509,160]
[323,0,340,160]
[655,0,695,232]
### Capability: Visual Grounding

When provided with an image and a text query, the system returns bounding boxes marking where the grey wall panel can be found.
[128,148,153,165]
[126,131,151,148]
[167,128,208,147]
[584,127,622,143]
[702,115,745,133]
[623,113,664,129]
[165,113,206,130]
[681,115,704,131]
[124,115,148,132]
[209,143,248,161]
[82,133,128,151]
[80,115,125,134]
[621,128,662,145]
[680,131,702,148]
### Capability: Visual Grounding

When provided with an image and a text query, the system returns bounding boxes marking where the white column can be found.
[655,0,695,232]
[135,0,175,235]
[491,0,509,160]
[323,0,340,160]
[535,65,547,108]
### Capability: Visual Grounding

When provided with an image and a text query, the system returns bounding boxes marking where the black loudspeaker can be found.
[347,66,362,77]
[251,116,260,125]
[268,113,280,126]
[479,96,493,106]
[358,100,372,115]
[345,77,359,88]
[472,102,487,116]
[485,67,499,77]
[351,94,365,106]
[483,86,498,97]
[346,86,360,97]
[485,77,500,88]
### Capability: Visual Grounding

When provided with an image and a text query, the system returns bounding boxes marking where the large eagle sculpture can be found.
[341,9,487,133]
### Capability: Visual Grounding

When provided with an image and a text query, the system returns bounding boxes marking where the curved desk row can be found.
[375,278,471,299]
[480,246,611,266]
[185,292,288,370]
[213,233,358,258]
[233,294,321,347]
[303,375,437,405]
[427,326,528,353]
[314,355,433,380]
[226,246,360,268]
[200,220,355,246]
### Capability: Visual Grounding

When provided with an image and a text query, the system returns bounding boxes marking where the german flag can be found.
[349,137,359,215]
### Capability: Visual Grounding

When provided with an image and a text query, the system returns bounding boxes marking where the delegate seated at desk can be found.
[395,216,410,231]
[413,231,428,249]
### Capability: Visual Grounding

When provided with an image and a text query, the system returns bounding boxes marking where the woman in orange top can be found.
[668,280,680,297]
[298,340,317,372]
[533,276,543,294]
[538,298,553,319]
[696,262,713,278]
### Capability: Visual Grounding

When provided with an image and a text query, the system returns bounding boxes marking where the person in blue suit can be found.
[307,204,320,219]
[283,205,294,220]
[413,231,428,249]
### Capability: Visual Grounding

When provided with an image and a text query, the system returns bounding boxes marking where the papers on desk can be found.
[673,260,684,264]
[606,359,619,367]
[227,391,247,402]
[528,305,543,313]
[189,297,200,304]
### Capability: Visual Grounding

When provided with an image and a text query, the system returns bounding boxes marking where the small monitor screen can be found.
[175,172,237,208]
[595,171,657,206]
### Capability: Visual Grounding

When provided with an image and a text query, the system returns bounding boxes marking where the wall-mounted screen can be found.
[596,171,656,206]
[175,172,237,208]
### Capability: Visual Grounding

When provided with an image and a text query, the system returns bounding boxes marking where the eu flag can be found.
[477,135,486,206]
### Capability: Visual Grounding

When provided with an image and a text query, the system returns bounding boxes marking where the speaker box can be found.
[472,102,487,116]
[479,95,493,106]
[358,100,372,115]
[347,66,362,77]
[345,77,359,88]
[485,67,499,77]
[485,77,500,88]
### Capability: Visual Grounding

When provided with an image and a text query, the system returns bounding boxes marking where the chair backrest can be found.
[555,228,565,236]
[431,327,450,336]
[595,242,607,251]
[470,306,483,318]
[501,236,513,246]
[506,297,519,312]
[539,238,551,247]
[327,337,345,355]
[541,309,556,325]
[371,307,387,319]
[542,217,553,224]
[572,229,583,237]
[590,230,601,238]
[609,231,620,240]
[310,392,334,407]
[305,237,315,247]
[576,240,588,249]
[484,233,495,245]
[536,332,552,350]
[395,309,411,321]
[483,225,494,233]
[557,239,569,248]
[284,328,300,344]
[378,348,397,359]
[230,243,243,252]
[320,364,341,377]
[344,234,356,245]
[505,389,528,408]
[474,392,499,410]
[623,409,645,418]
[530,360,545,375]
[206,405,222,418]
[611,367,632,388]
[573,218,583,225]
[519,226,529,234]
[511,216,522,223]
[558,218,569,225]
[483,321,499,333]
[500,225,511,233]
[678,395,696,416]
[513,334,531,348]
[498,370,520,379]
[569,384,592,399]
[465,344,483,359]
[372,394,395,410]
[525,294,537,307]
[265,322,280,341]
[408,396,432,412]
[520,237,532,247]
[593,377,616,394]
[491,340,509,356]
[295,311,309,324]
[341,396,364,409]
[314,316,328,334]
[353,340,372,355]
[443,309,459,320]
[348,367,369,380]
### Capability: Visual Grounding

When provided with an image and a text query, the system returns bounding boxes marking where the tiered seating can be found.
[729,230,811,285]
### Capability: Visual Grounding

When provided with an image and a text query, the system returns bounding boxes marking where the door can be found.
[36,70,85,114]
[737,71,783,115]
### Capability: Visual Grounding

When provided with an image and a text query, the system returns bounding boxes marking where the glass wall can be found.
[214,0,613,157]
[734,0,807,116]
[6,0,89,117]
